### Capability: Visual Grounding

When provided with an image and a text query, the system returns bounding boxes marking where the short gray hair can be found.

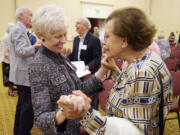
[80,17,91,30]
[158,33,165,39]
[32,4,69,39]
[16,6,31,21]
[6,23,14,33]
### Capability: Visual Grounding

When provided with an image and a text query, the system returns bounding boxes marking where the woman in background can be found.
[0,23,17,96]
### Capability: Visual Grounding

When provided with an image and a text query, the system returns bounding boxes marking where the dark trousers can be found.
[2,62,14,87]
[14,85,34,135]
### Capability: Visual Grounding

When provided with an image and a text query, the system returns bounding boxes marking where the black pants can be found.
[14,85,34,135]
[2,62,14,87]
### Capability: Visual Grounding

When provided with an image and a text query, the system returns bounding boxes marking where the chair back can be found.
[170,70,180,96]
[175,45,180,50]
[174,50,180,67]
[115,59,123,69]
[99,78,114,111]
[164,57,177,71]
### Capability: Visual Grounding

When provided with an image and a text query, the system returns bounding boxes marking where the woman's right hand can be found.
[57,90,91,119]
[101,55,119,72]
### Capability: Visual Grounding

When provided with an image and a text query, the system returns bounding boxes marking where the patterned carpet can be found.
[0,63,179,135]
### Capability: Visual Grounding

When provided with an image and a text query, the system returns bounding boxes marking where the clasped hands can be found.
[57,90,91,120]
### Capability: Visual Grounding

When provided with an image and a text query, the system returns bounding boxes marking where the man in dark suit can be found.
[68,17,102,73]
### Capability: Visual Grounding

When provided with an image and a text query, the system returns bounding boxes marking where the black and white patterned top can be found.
[29,45,103,135]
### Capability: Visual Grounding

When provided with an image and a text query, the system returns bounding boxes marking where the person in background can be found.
[0,23,17,96]
[156,33,171,60]
[58,7,172,135]
[67,18,102,110]
[29,4,103,135]
[8,6,41,135]
[67,17,102,73]
[93,26,99,37]
[168,32,176,46]
[149,41,161,57]
[177,33,180,46]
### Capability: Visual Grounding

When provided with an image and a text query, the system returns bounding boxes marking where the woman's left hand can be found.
[102,56,119,72]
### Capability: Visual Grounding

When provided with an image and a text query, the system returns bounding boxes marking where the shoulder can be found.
[10,24,25,36]
[88,32,100,40]
[129,51,163,79]
[29,52,50,72]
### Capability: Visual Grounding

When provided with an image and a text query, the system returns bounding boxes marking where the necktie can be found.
[27,31,30,37]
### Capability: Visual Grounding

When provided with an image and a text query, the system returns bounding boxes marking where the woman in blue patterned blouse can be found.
[58,7,173,135]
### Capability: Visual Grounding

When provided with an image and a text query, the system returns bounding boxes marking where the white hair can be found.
[15,6,31,21]
[158,33,165,39]
[6,23,14,33]
[32,4,69,39]
[80,17,91,30]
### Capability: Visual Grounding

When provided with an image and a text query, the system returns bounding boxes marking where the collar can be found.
[78,32,87,40]
[39,45,76,71]
[40,45,63,61]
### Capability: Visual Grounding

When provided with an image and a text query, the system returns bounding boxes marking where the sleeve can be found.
[2,36,9,57]
[1,36,8,57]
[78,74,104,96]
[67,38,76,61]
[87,38,102,72]
[111,70,121,82]
[29,63,65,134]
[80,108,143,135]
[80,68,172,135]
[12,28,35,57]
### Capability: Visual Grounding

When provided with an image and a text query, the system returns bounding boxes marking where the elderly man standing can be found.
[68,18,102,73]
[8,6,41,135]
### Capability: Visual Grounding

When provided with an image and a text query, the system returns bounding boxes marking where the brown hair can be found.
[106,7,157,51]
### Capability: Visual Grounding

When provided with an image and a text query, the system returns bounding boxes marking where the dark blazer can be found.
[68,32,102,73]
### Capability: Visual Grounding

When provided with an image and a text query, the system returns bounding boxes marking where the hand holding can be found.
[34,42,41,50]
[57,91,91,119]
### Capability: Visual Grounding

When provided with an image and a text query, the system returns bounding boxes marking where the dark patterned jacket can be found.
[29,45,103,135]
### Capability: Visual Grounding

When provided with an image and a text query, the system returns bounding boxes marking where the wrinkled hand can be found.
[57,90,91,119]
[84,66,89,71]
[101,55,119,72]
[34,42,41,50]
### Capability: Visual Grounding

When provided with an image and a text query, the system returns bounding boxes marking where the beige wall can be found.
[0,0,15,38]
[152,0,180,39]
[0,0,180,47]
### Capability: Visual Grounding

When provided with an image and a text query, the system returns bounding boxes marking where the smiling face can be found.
[43,27,67,54]
[104,19,126,59]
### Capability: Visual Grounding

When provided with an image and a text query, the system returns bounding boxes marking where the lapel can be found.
[17,22,31,45]
[83,32,90,45]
